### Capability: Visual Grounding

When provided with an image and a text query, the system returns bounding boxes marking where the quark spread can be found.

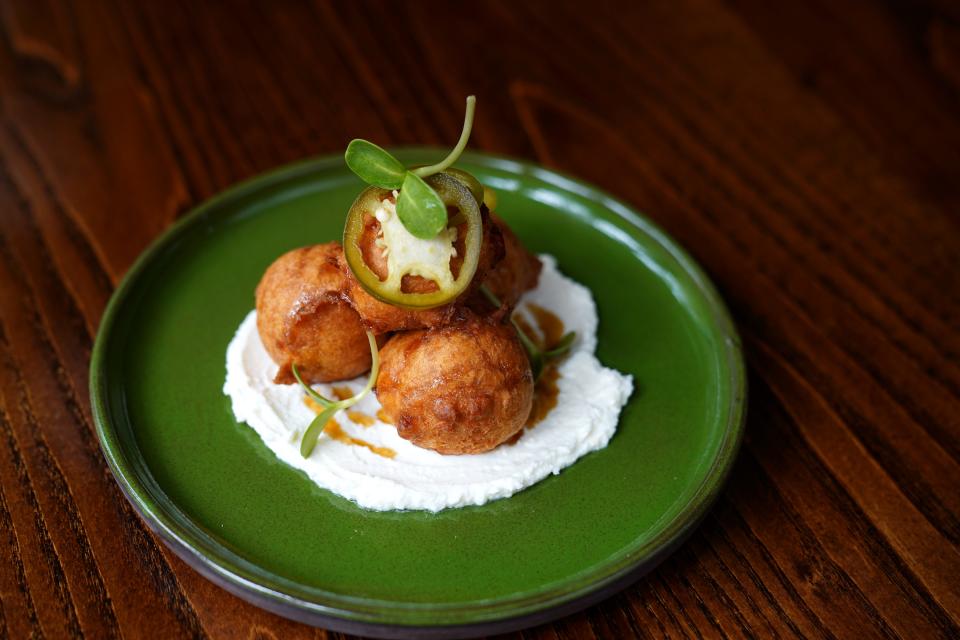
[223,255,633,512]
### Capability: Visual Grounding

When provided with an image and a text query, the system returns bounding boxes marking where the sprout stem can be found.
[412,96,476,178]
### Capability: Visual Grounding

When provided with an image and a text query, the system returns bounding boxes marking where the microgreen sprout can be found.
[480,285,576,382]
[410,97,476,179]
[344,96,477,240]
[293,330,380,458]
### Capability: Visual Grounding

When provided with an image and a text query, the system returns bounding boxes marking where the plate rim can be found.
[90,148,747,636]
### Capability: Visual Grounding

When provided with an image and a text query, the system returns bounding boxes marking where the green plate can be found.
[91,149,745,638]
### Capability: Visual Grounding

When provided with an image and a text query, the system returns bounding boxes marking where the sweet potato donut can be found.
[375,312,534,454]
[255,242,371,384]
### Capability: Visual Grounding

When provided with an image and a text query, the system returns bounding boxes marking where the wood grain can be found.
[0,0,957,638]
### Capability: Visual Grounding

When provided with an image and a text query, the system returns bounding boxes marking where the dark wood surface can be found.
[0,0,958,638]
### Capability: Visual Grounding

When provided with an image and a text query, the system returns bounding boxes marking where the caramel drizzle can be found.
[516,303,566,435]
[324,420,396,459]
[330,386,353,401]
[347,411,375,427]
[302,397,395,458]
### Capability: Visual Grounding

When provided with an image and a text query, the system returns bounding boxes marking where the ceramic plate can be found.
[91,149,745,638]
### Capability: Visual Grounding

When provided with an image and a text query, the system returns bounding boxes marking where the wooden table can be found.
[1,1,958,638]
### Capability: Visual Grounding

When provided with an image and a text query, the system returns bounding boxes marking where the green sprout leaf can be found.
[515,326,545,382]
[294,331,381,458]
[344,140,407,189]
[300,404,338,457]
[396,172,447,239]
[543,332,576,358]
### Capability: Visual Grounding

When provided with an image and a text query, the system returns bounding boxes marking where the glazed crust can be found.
[255,242,371,384]
[375,313,534,454]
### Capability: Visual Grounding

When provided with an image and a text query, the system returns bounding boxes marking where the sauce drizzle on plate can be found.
[347,411,376,427]
[324,420,396,459]
[303,397,396,458]
[331,386,353,401]
[514,304,567,437]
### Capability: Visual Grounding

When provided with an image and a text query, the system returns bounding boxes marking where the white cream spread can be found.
[375,192,458,289]
[223,255,633,512]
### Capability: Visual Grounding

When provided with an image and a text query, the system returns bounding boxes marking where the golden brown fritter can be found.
[340,204,505,333]
[255,243,372,385]
[481,213,542,308]
[375,312,534,454]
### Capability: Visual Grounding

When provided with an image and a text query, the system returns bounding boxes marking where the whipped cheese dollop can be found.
[223,255,633,512]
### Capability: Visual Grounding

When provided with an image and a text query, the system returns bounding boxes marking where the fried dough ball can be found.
[376,313,534,454]
[340,204,505,333]
[255,242,371,385]
[481,213,542,308]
